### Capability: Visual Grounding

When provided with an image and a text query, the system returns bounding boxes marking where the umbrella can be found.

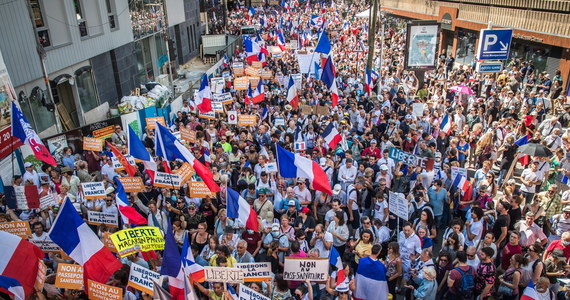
[517,143,553,157]
[448,84,474,95]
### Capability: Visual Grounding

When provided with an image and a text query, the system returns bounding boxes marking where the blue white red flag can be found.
[276,144,332,195]
[11,102,55,165]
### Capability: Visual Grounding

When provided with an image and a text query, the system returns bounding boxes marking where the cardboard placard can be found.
[234,77,250,90]
[451,166,468,182]
[173,163,195,185]
[233,67,245,76]
[128,264,160,296]
[232,62,244,69]
[213,92,233,105]
[104,232,118,253]
[251,61,263,69]
[199,111,216,120]
[294,142,306,151]
[145,117,166,130]
[274,117,285,126]
[228,111,238,125]
[245,66,260,77]
[204,267,244,284]
[153,172,181,188]
[301,105,314,115]
[315,105,330,116]
[272,52,282,58]
[388,147,435,171]
[93,126,115,139]
[87,211,118,227]
[111,154,136,171]
[30,239,61,253]
[236,262,272,282]
[238,115,257,126]
[82,182,106,199]
[35,260,47,291]
[83,137,103,151]
[179,128,196,143]
[249,76,260,87]
[88,279,122,300]
[55,263,84,290]
[212,101,224,113]
[117,177,144,192]
[210,77,225,94]
[260,70,273,79]
[239,284,270,300]
[189,181,215,198]
[39,193,57,210]
[0,221,32,239]
[283,257,328,281]
[15,185,40,209]
[110,226,165,257]
[388,192,409,220]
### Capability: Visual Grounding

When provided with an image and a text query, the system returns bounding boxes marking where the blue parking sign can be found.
[477,29,513,60]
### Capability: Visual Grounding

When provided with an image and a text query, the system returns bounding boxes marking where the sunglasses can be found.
[467,254,475,258]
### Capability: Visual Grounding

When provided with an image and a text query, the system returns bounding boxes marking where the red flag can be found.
[106,142,137,176]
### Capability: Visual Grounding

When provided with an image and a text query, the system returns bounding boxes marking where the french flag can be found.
[452,173,470,193]
[244,36,260,65]
[116,180,148,225]
[286,75,299,108]
[276,144,332,195]
[252,78,265,103]
[0,276,24,300]
[277,30,286,51]
[181,233,205,282]
[161,222,185,299]
[11,102,53,165]
[520,282,539,300]
[440,114,452,135]
[321,57,339,107]
[329,247,345,286]
[315,31,331,55]
[227,187,259,231]
[245,82,253,105]
[365,66,373,95]
[322,122,341,149]
[310,14,324,27]
[248,6,256,18]
[107,141,137,176]
[354,257,389,300]
[257,47,269,66]
[0,232,44,298]
[128,126,157,182]
[196,75,212,113]
[562,175,570,186]
[155,123,220,193]
[223,54,229,68]
[48,199,122,288]
[514,134,529,146]
[227,284,238,300]
[204,148,211,166]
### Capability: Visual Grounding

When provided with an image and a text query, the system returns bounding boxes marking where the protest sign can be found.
[204,267,244,284]
[82,182,106,199]
[283,257,328,281]
[412,103,424,117]
[111,154,136,170]
[55,263,84,290]
[287,40,299,50]
[199,111,216,120]
[228,111,238,125]
[266,162,277,173]
[234,77,249,90]
[245,66,260,77]
[30,239,60,253]
[236,262,272,282]
[210,77,225,94]
[179,128,196,143]
[88,211,118,227]
[88,280,122,300]
[213,92,233,105]
[128,264,160,296]
[260,70,273,80]
[212,101,224,113]
[173,162,195,185]
[145,117,166,129]
[274,117,285,126]
[249,76,260,87]
[301,105,314,115]
[388,147,435,171]
[232,62,244,69]
[315,106,330,116]
[238,115,257,126]
[291,73,302,89]
[239,284,270,300]
[251,61,263,69]
[0,221,31,238]
[189,181,215,198]
[389,192,408,220]
[294,141,306,151]
[104,232,118,253]
[233,67,245,76]
[118,177,144,192]
[93,126,115,139]
[110,226,165,257]
[451,166,468,182]
[272,52,282,58]
[153,172,181,188]
[35,260,47,291]
[222,71,231,79]
[83,137,103,151]
[15,185,40,209]
[39,193,57,210]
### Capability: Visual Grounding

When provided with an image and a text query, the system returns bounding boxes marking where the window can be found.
[76,71,99,112]
[28,0,51,47]
[74,0,88,37]
[105,0,117,29]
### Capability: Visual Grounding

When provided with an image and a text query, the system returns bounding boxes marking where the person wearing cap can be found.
[538,116,561,137]
[278,187,300,215]
[519,159,544,205]
[253,188,273,224]
[101,155,119,184]
[543,248,567,286]
[294,207,316,240]
[262,223,290,263]
[515,212,548,248]
[547,206,570,240]
[320,157,334,183]
[361,139,381,159]
[22,162,40,187]
[101,192,118,214]
[293,178,312,207]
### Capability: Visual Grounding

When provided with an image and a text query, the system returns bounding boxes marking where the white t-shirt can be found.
[398,232,421,263]
[520,169,543,193]
[314,231,334,258]
[464,220,484,247]
[373,200,388,222]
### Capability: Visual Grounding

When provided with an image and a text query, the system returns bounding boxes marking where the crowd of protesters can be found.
[1,0,570,299]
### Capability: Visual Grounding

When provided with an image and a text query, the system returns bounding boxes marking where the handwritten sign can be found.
[189,181,215,198]
[233,67,245,76]
[111,154,136,171]
[236,262,272,282]
[39,193,57,210]
[260,70,273,79]
[283,257,328,281]
[153,172,181,188]
[30,239,60,253]
[179,128,196,143]
[15,185,40,209]
[199,111,216,120]
[83,137,103,151]
[232,62,244,69]
[35,260,47,291]
[0,221,32,239]
[82,182,106,199]
[274,117,285,126]
[204,267,244,284]
[104,232,118,253]
[145,117,166,130]
[110,227,165,257]
[238,115,257,126]
[251,61,263,69]
[249,76,260,87]
[88,280,122,300]
[88,211,118,227]
[117,177,144,192]
[213,92,233,105]
[239,284,270,300]
[451,166,468,182]
[234,77,249,90]
[388,147,435,171]
[173,163,195,185]
[212,101,224,113]
[93,126,115,139]
[245,66,260,77]
[55,263,84,290]
[210,77,225,94]
[389,191,408,220]
[128,264,160,296]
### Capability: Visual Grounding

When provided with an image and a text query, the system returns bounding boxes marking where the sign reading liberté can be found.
[204,267,244,284]
[239,284,270,300]
[283,257,328,281]
[110,227,165,257]
[388,147,435,171]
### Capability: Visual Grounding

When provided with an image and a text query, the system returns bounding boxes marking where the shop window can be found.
[74,0,88,37]
[75,70,99,112]
[23,88,56,133]
[28,0,51,47]
[455,30,477,66]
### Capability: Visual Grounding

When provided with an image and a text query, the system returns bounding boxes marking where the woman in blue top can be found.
[457,135,470,168]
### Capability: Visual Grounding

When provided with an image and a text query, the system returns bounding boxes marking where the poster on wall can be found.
[46,135,68,164]
[405,22,440,70]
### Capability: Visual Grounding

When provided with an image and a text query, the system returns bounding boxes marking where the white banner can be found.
[81,182,106,199]
[153,172,181,188]
[236,262,272,282]
[204,267,244,284]
[128,264,160,296]
[283,257,328,281]
[389,191,408,220]
[87,211,118,227]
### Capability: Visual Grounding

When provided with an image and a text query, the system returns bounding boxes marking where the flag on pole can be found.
[11,102,55,165]
[315,31,331,54]
[277,30,287,51]
[321,57,339,107]
[365,66,373,95]
[115,180,147,225]
[160,222,185,299]
[128,126,157,182]
[0,276,24,300]
[107,141,137,177]
[196,75,212,113]
[322,122,342,149]
[276,144,332,195]
[520,281,539,300]
[227,187,259,231]
[439,114,452,135]
[181,233,206,282]
[286,76,299,108]
[0,232,44,298]
[329,247,345,286]
[252,78,265,103]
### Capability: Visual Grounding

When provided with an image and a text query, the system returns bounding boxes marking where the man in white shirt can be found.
[399,222,422,281]
[310,224,333,258]
[320,158,334,183]
[293,178,312,207]
[538,117,561,137]
[324,199,348,228]
[101,156,119,184]
[337,158,357,190]
[464,207,484,247]
[22,162,40,187]
[516,212,548,247]
[520,160,544,205]
[466,246,480,268]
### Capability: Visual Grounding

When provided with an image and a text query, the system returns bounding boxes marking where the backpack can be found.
[455,266,475,298]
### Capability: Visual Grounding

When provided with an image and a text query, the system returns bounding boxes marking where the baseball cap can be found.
[24,162,33,168]
[319,157,327,167]
[380,164,388,171]
[301,207,310,214]
[370,139,377,144]
[288,200,295,206]
[405,115,412,119]
[271,223,280,231]
[333,184,342,195]
[563,206,570,212]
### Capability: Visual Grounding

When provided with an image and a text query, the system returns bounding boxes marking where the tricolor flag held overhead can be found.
[322,122,341,149]
[276,144,332,195]
[252,78,265,103]
[160,223,186,299]
[365,66,373,95]
[514,134,529,146]
[128,126,157,182]
[354,257,389,300]
[329,247,345,286]
[227,187,259,231]
[11,102,55,165]
[0,276,24,300]
[277,30,287,51]
[115,180,148,225]
[321,57,339,107]
[244,36,261,65]
[196,75,212,113]
[155,123,220,193]
[181,233,205,282]
[48,198,122,288]
[520,282,539,300]
[310,14,324,27]
[107,141,137,177]
[315,31,331,55]
[440,114,452,135]
[0,232,44,298]
[248,6,256,17]
[286,75,299,108]
[452,173,470,193]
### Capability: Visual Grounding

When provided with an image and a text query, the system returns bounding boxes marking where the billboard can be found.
[405,22,440,70]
